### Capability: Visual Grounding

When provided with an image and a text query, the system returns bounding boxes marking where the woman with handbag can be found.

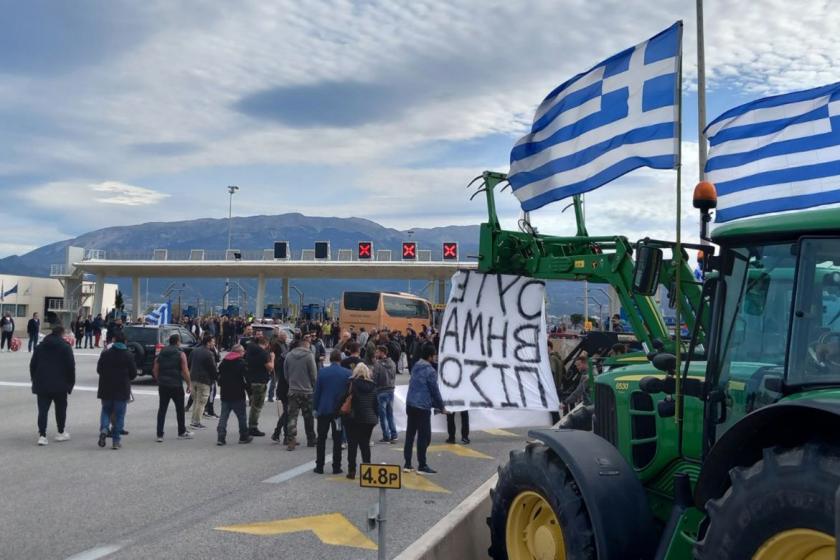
[343,363,379,480]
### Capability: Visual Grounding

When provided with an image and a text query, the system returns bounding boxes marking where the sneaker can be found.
[37,435,48,446]
[390,437,398,444]
[445,437,455,444]
[217,440,226,446]
[313,467,324,474]
[346,471,356,480]
[332,467,344,475]
[156,436,164,442]
[190,423,207,429]
[98,432,107,448]
[461,437,471,444]
[403,465,414,473]
[177,431,194,439]
[238,436,253,444]
[55,432,70,442]
[286,438,298,451]
[120,429,129,436]
[378,438,391,443]
[270,433,280,443]
[418,465,438,475]
[111,441,122,450]
[250,428,265,437]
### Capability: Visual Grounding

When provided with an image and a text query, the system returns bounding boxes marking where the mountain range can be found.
[0,213,586,317]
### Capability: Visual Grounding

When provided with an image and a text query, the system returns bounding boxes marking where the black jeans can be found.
[316,414,343,471]
[403,406,431,468]
[1,331,12,350]
[157,385,186,437]
[37,393,67,436]
[217,399,247,441]
[446,411,470,440]
[346,420,374,473]
[272,397,289,441]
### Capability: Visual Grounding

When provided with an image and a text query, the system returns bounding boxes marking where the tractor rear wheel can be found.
[694,442,839,560]
[488,444,595,560]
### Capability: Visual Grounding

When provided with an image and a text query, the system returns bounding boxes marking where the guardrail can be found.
[49,264,67,277]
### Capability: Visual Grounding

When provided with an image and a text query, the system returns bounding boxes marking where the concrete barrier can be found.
[395,473,498,560]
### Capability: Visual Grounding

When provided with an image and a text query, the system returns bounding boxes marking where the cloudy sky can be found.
[1,0,838,257]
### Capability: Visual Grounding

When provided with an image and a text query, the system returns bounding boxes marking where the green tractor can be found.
[476,171,840,559]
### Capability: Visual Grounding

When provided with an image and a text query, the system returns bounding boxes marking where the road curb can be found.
[395,472,497,560]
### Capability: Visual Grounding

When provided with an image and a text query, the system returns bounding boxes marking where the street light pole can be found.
[407,229,415,294]
[224,185,239,311]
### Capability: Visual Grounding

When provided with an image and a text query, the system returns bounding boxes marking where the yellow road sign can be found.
[329,471,450,493]
[216,513,377,550]
[360,463,401,489]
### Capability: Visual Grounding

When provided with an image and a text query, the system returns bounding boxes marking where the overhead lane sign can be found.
[437,271,560,413]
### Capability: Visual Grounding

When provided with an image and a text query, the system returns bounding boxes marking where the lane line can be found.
[65,542,125,560]
[262,460,317,484]
[0,381,158,396]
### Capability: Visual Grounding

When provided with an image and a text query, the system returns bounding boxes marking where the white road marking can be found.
[262,460,317,484]
[0,381,157,396]
[64,542,125,560]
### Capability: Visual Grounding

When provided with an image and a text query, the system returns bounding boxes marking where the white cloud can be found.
[90,181,170,206]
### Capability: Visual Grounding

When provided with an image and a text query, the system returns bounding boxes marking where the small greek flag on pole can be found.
[705,82,840,222]
[509,22,682,212]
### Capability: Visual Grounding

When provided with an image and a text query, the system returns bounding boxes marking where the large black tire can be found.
[488,444,595,560]
[127,342,145,371]
[694,441,840,559]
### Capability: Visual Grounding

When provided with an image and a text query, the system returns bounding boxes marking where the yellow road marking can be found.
[394,443,493,459]
[329,472,450,493]
[216,513,377,550]
[483,428,518,437]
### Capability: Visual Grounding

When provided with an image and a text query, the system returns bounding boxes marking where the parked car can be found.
[123,324,199,376]
[238,321,295,347]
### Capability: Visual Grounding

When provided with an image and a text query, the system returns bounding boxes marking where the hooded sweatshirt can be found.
[284,346,317,394]
[218,352,248,401]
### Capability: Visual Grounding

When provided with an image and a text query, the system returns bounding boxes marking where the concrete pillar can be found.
[282,278,290,318]
[255,273,266,319]
[93,273,105,318]
[437,278,446,305]
[132,277,141,321]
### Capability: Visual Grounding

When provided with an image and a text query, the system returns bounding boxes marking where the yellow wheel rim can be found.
[505,490,565,560]
[753,529,836,560]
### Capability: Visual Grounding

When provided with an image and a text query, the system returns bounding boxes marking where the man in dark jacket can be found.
[244,336,273,436]
[216,344,252,445]
[188,334,218,429]
[404,343,446,474]
[270,334,291,444]
[96,330,136,449]
[26,312,40,353]
[152,333,193,442]
[312,349,351,474]
[372,346,397,443]
[30,325,75,445]
[1,311,15,351]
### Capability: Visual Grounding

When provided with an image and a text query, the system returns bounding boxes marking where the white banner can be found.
[438,271,559,413]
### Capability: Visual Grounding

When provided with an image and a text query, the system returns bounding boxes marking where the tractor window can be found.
[789,238,840,386]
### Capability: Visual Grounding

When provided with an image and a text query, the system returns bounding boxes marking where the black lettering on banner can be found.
[444,399,466,407]
[441,307,461,353]
[439,356,463,388]
[462,310,485,356]
[451,270,471,304]
[492,362,519,408]
[485,316,508,359]
[495,275,520,314]
[512,365,528,407]
[515,365,548,408]
[517,279,544,320]
[513,324,541,363]
[465,359,493,408]
[475,272,489,307]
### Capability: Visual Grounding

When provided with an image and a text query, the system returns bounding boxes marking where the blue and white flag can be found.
[146,302,170,326]
[1,283,18,301]
[510,22,682,212]
[706,82,840,222]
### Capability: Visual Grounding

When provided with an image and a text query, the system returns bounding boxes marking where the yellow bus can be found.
[340,291,433,333]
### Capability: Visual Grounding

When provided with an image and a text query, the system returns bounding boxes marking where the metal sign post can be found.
[360,463,401,560]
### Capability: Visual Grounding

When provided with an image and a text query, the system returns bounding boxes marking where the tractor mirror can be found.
[633,246,662,296]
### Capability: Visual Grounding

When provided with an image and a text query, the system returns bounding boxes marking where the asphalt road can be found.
[0,347,535,560]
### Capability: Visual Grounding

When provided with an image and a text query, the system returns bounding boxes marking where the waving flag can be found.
[510,22,682,212]
[705,82,840,222]
[1,283,18,301]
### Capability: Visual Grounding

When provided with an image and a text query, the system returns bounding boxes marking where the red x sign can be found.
[402,242,416,259]
[443,242,458,260]
[358,242,372,259]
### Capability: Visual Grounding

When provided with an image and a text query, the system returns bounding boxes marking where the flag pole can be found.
[674,21,684,429]
[696,0,708,179]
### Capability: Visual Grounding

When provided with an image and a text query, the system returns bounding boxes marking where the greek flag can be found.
[146,302,170,326]
[510,22,682,212]
[706,82,840,222]
[1,283,18,301]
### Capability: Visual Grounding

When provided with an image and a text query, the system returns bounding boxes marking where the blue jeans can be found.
[377,392,397,440]
[218,400,248,441]
[100,400,127,443]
